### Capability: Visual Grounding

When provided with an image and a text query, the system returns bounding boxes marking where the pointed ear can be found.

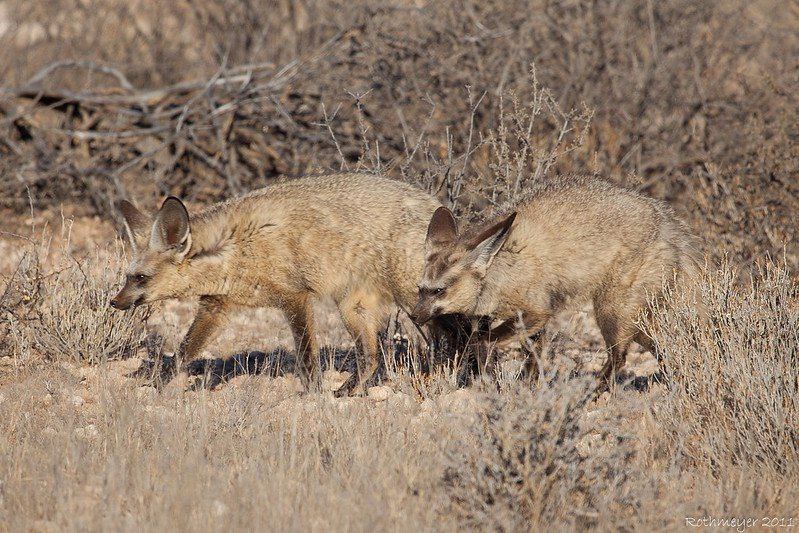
[463,212,517,275]
[117,200,150,253]
[151,196,191,259]
[425,207,457,253]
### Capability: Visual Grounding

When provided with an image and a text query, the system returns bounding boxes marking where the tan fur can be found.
[111,173,442,396]
[413,175,702,389]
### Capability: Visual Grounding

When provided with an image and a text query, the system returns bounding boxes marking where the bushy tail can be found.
[670,217,709,321]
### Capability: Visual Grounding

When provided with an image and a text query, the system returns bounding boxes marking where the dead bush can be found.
[647,259,799,476]
[441,375,638,530]
[4,241,148,364]
[2,0,796,268]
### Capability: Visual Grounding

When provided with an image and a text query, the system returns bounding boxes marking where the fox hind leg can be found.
[334,291,391,397]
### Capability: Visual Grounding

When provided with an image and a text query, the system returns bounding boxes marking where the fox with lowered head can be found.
[410,175,702,391]
[111,173,462,396]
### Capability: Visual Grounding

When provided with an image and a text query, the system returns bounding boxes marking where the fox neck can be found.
[175,256,234,298]
[176,216,238,298]
[472,276,502,318]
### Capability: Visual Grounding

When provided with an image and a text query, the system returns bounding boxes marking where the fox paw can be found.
[185,359,210,376]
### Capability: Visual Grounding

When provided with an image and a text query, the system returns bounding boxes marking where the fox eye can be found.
[129,273,149,284]
[419,286,445,296]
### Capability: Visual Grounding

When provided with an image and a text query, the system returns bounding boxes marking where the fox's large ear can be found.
[425,207,457,253]
[463,212,517,275]
[117,200,150,253]
[151,196,191,259]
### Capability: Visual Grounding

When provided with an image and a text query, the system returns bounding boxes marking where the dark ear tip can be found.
[428,206,457,236]
[161,196,188,214]
[162,196,183,206]
[431,206,454,222]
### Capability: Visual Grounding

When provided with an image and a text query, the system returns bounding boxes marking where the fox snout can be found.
[409,300,435,325]
[110,287,143,310]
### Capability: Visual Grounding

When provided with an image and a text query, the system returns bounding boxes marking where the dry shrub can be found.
[4,240,147,364]
[2,0,797,268]
[647,259,799,476]
[441,67,593,220]
[441,376,638,530]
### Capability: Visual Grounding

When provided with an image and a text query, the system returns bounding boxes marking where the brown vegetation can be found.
[1,0,797,265]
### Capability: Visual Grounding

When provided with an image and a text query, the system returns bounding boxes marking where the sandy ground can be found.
[0,211,671,530]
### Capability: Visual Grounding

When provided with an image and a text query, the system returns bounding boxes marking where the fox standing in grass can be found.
[111,173,448,396]
[411,175,701,390]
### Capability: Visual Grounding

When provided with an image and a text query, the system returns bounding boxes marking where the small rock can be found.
[367,385,392,401]
[388,392,415,410]
[70,395,85,407]
[439,389,478,413]
[136,386,157,402]
[211,500,229,517]
[74,424,99,440]
[334,397,358,411]
[322,370,349,392]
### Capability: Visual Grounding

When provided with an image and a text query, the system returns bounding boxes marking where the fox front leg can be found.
[473,311,552,382]
[170,295,230,380]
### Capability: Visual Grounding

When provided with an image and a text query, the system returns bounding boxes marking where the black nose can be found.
[110,298,124,310]
[410,308,430,325]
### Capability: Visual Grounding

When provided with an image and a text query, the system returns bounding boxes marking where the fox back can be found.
[114,172,441,311]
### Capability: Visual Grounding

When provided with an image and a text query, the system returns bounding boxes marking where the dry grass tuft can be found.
[3,240,147,364]
[648,259,799,476]
[441,374,638,530]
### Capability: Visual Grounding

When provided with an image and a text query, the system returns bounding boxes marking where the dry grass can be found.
[4,241,148,364]
[648,260,799,476]
[1,224,797,531]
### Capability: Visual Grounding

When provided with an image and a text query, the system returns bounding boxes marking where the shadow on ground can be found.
[126,346,359,390]
[126,341,666,393]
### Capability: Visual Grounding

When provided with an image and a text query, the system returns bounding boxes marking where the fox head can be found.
[410,207,516,324]
[110,197,193,310]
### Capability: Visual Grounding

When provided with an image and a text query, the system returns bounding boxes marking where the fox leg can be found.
[284,296,320,391]
[175,295,231,379]
[477,311,551,381]
[594,302,637,394]
[335,291,390,397]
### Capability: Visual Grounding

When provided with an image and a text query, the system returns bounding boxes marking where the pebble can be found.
[367,385,392,401]
[74,424,99,440]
